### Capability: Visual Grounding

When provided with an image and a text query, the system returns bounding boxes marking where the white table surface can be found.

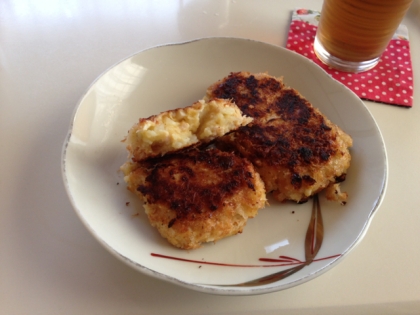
[1,0,420,314]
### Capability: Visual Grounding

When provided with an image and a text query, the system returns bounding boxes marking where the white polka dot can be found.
[375,86,379,89]
[408,77,413,80]
[347,73,352,77]
[375,95,380,99]
[355,86,359,90]
[368,89,373,92]
[361,84,366,87]
[304,53,308,56]
[404,99,408,103]
[390,45,394,48]
[389,98,394,102]
[388,78,393,81]
[368,80,372,83]
[395,74,399,78]
[382,82,386,85]
[409,86,413,90]
[347,82,352,85]
[375,76,379,79]
[362,92,366,96]
[389,87,393,91]
[402,80,406,84]
[397,93,401,97]
[402,90,407,94]
[382,91,386,95]
[354,79,359,82]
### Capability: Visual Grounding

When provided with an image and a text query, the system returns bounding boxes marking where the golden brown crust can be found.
[124,148,266,249]
[207,72,352,203]
[121,71,352,250]
[205,72,285,122]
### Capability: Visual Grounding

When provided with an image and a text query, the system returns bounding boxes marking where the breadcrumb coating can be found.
[206,72,352,204]
[123,98,252,163]
[124,148,266,249]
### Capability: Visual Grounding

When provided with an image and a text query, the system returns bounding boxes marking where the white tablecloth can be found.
[1,1,419,314]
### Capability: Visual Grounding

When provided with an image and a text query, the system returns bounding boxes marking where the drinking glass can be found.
[314,0,413,72]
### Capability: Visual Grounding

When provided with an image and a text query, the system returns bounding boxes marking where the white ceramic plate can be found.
[62,37,387,295]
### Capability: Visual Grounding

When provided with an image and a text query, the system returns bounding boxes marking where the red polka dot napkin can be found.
[286,9,414,107]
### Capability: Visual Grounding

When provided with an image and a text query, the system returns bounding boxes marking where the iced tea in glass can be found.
[314,0,413,72]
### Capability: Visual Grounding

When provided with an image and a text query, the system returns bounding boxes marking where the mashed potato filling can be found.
[124,99,252,162]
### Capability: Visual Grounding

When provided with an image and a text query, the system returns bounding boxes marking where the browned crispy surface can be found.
[205,72,286,122]
[124,148,266,249]
[206,72,352,204]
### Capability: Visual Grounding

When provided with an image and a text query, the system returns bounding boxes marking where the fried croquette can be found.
[205,72,352,204]
[124,148,266,249]
[122,98,252,163]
